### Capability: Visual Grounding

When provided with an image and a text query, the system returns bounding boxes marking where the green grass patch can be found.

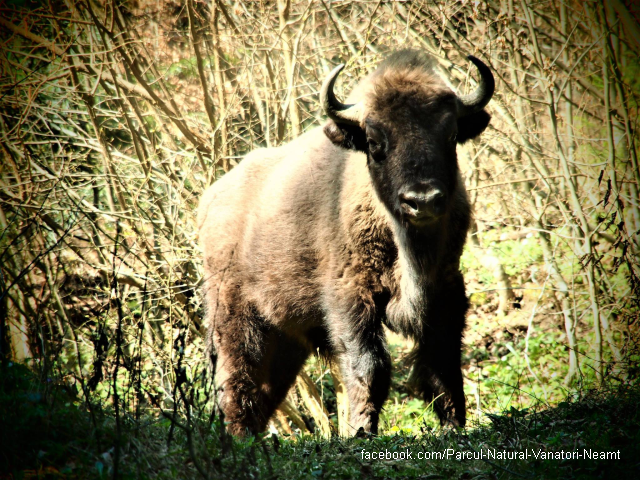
[3,361,639,479]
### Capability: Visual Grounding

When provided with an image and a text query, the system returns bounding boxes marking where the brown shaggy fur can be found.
[198,50,492,436]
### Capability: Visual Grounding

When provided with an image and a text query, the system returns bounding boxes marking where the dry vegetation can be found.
[1,0,639,451]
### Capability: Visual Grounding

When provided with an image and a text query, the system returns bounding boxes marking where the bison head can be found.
[322,50,494,229]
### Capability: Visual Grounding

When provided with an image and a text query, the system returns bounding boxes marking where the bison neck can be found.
[383,215,454,337]
[342,187,466,339]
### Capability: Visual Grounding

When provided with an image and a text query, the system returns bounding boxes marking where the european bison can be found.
[198,50,494,436]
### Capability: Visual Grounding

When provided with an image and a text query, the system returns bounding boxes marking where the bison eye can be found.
[365,122,386,161]
[367,138,386,162]
[368,138,381,154]
[449,132,457,144]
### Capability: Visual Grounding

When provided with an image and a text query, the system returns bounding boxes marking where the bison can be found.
[198,50,494,436]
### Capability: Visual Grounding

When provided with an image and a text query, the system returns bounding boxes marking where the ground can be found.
[1,361,638,479]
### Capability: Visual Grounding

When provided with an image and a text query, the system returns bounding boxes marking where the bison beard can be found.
[198,50,494,436]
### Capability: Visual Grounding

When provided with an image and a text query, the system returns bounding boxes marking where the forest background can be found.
[1,0,639,478]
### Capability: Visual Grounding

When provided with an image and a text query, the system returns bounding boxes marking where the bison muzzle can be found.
[198,49,494,436]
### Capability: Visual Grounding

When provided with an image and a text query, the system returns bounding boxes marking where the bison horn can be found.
[456,55,495,118]
[321,64,362,126]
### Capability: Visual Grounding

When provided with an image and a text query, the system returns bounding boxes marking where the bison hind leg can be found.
[213,313,310,436]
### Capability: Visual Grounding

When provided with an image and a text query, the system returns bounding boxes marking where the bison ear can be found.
[456,110,491,144]
[323,120,367,152]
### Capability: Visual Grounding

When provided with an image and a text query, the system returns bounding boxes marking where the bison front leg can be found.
[332,322,391,435]
[411,279,468,427]
[410,331,466,427]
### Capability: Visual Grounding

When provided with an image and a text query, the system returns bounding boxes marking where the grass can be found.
[2,360,639,479]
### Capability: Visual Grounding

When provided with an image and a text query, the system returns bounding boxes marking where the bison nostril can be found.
[399,193,422,214]
[400,188,447,219]
[404,199,419,212]
[427,191,446,215]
